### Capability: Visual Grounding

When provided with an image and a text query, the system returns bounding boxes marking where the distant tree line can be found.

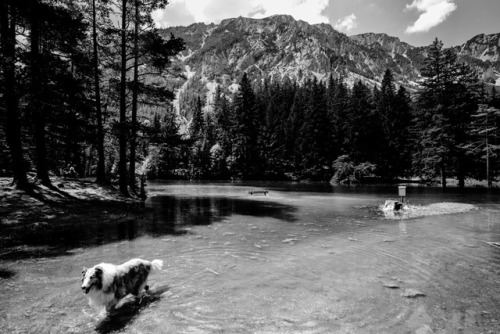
[149,38,500,187]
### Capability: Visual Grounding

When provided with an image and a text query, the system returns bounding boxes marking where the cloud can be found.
[334,14,357,32]
[153,0,329,28]
[151,0,196,28]
[405,0,457,33]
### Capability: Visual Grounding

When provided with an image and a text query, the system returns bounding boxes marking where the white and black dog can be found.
[81,258,163,312]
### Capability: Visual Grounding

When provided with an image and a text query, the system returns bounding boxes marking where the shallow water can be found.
[1,182,500,333]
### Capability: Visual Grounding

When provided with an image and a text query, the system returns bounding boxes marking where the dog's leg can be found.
[105,303,115,313]
[115,294,137,309]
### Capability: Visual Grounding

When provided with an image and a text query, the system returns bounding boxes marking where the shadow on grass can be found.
[95,285,170,334]
[14,182,80,206]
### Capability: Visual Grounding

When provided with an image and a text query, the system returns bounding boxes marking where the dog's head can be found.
[81,266,103,294]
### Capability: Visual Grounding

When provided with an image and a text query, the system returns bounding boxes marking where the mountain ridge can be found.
[159,15,500,118]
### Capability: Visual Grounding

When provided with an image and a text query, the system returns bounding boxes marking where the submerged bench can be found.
[249,190,269,196]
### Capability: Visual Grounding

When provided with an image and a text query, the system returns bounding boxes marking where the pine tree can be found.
[286,84,307,175]
[346,81,381,165]
[0,0,29,189]
[189,96,204,139]
[232,73,259,178]
[118,0,129,195]
[461,104,500,188]
[89,0,109,184]
[299,79,330,179]
[393,85,413,176]
[375,68,412,177]
[330,79,349,156]
[128,0,184,191]
[414,38,479,187]
[29,0,51,186]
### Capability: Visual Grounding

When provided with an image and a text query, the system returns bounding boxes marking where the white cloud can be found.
[405,0,457,33]
[334,13,357,32]
[153,0,329,28]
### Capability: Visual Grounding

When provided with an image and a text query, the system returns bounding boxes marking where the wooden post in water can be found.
[398,186,406,203]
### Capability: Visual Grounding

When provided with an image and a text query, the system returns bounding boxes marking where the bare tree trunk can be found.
[30,0,51,186]
[118,0,129,196]
[0,0,29,189]
[457,157,465,188]
[92,0,107,184]
[486,134,491,189]
[441,163,447,188]
[129,0,139,193]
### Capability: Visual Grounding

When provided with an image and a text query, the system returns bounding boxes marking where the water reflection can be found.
[0,196,297,260]
[0,269,15,279]
[147,195,297,236]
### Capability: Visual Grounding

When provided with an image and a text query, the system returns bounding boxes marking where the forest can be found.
[1,0,500,197]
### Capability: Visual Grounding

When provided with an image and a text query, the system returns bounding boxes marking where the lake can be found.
[1,182,500,333]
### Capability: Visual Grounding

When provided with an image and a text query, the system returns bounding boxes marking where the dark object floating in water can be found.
[249,190,269,196]
[383,200,403,211]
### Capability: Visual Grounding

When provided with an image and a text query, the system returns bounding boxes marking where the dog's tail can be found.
[151,259,163,271]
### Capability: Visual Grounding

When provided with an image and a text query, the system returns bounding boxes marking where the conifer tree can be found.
[375,68,412,177]
[232,73,259,178]
[212,85,233,177]
[117,0,129,195]
[286,84,307,174]
[413,38,479,187]
[189,96,204,140]
[299,79,330,179]
[29,0,50,186]
[461,104,500,188]
[330,79,349,156]
[346,81,380,164]
[0,0,29,189]
[90,0,108,184]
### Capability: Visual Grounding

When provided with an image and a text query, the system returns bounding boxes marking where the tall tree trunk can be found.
[486,133,491,189]
[0,0,29,189]
[92,0,106,184]
[129,0,139,193]
[30,0,51,186]
[457,158,465,188]
[118,0,129,196]
[441,163,447,188]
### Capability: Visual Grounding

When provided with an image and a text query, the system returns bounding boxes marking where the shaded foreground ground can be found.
[1,182,500,333]
[0,177,147,260]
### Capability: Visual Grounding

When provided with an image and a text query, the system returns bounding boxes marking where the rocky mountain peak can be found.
[459,32,500,62]
[160,15,499,118]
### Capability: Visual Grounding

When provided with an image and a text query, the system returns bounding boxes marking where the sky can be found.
[152,0,500,47]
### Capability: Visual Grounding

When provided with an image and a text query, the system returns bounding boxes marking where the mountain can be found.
[455,33,500,85]
[159,15,500,117]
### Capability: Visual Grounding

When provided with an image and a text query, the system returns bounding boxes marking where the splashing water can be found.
[380,201,477,220]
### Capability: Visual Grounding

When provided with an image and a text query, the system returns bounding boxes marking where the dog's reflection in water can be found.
[95,285,170,334]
